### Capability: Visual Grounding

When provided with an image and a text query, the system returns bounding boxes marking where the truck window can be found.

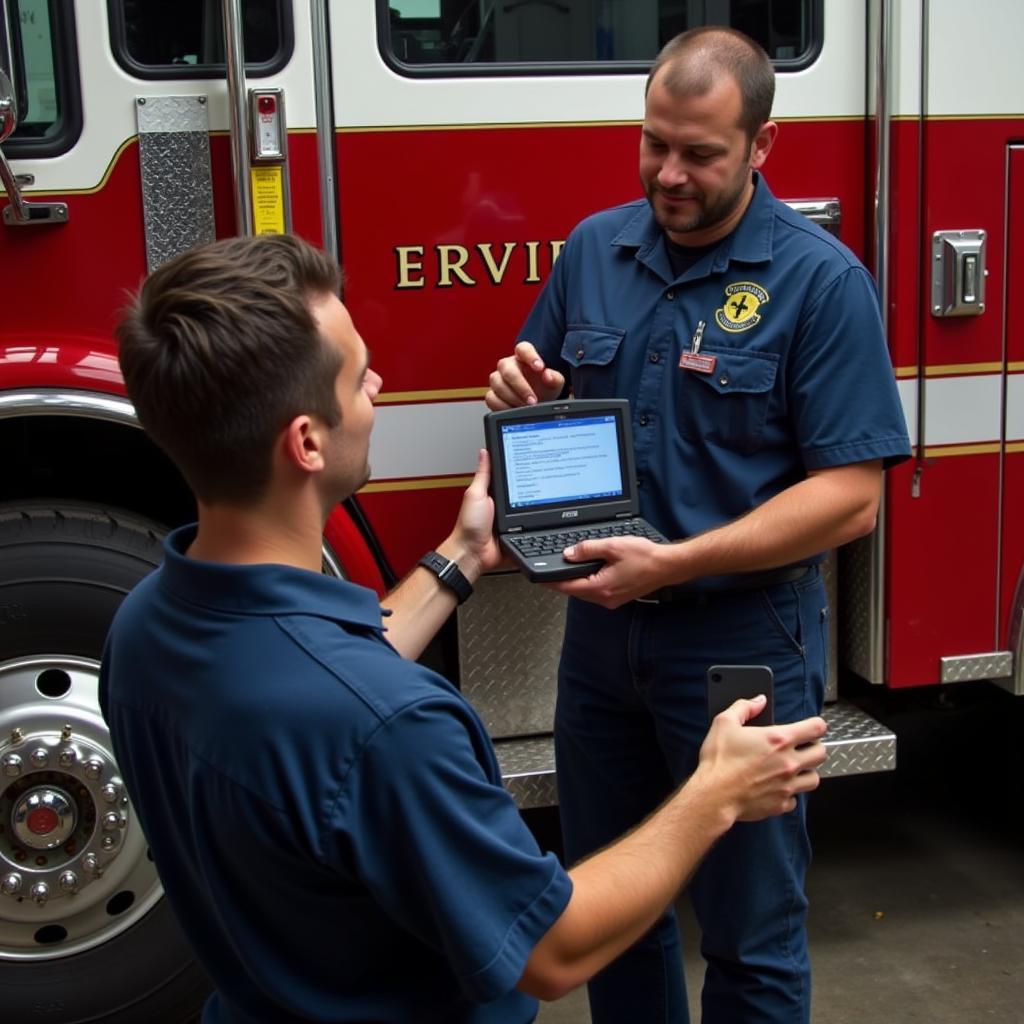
[382,0,819,72]
[108,0,292,79]
[2,0,81,155]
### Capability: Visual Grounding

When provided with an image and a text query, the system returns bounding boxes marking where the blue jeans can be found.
[554,568,828,1024]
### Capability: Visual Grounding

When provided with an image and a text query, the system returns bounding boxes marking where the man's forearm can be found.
[380,537,482,660]
[520,768,731,1000]
[662,460,882,586]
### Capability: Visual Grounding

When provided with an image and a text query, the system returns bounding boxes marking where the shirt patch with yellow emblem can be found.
[715,281,770,333]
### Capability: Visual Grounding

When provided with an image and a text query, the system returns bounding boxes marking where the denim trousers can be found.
[554,567,828,1024]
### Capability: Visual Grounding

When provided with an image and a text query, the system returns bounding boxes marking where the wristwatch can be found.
[417,550,473,605]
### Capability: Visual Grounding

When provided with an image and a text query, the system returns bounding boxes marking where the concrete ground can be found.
[534,681,1024,1023]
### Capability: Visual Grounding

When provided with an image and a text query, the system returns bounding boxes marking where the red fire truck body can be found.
[0,0,1021,1018]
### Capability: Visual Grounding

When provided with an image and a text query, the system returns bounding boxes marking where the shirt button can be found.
[576,347,585,359]
[649,352,660,363]
[719,375,729,386]
[666,291,675,300]
[639,414,649,426]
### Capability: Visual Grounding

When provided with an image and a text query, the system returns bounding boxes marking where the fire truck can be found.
[0,0,1020,1018]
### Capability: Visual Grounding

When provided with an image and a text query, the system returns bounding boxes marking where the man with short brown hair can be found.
[103,232,828,1023]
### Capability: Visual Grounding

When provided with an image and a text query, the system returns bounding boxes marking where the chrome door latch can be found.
[931,229,986,317]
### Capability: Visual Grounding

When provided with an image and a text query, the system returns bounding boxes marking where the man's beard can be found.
[647,172,748,237]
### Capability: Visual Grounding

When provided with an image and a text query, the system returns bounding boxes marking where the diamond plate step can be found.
[819,701,897,778]
[495,700,896,809]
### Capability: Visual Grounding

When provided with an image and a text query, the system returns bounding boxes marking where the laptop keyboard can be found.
[506,519,666,557]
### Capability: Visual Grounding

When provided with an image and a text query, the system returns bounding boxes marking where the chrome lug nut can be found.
[102,811,122,832]
[100,781,121,803]
[100,835,118,851]
[58,870,79,893]
[29,747,50,769]
[81,853,99,875]
[1,873,23,896]
[30,882,49,905]
[2,753,23,777]
[58,747,78,769]
[83,758,104,780]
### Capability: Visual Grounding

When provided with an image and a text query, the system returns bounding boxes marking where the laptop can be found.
[484,399,668,581]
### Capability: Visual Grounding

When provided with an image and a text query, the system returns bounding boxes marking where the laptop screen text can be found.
[501,414,625,510]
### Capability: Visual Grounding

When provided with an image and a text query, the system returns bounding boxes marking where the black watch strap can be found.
[418,550,473,605]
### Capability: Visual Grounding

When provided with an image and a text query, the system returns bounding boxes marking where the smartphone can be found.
[706,664,774,727]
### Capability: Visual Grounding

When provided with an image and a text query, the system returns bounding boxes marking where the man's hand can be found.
[695,698,828,822]
[545,536,675,608]
[486,341,566,410]
[440,448,503,577]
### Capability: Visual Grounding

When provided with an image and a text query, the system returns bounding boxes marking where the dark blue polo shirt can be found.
[100,527,571,1024]
[520,175,911,568]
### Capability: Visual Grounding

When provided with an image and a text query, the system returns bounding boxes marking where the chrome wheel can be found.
[0,656,161,960]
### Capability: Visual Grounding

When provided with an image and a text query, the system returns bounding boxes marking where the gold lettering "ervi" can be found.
[394,240,566,289]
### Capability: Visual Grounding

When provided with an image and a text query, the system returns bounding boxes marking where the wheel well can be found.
[0,414,393,589]
[0,415,196,528]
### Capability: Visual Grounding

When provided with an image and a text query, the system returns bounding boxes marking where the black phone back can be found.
[706,664,774,726]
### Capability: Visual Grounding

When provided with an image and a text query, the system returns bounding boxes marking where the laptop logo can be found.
[561,510,579,519]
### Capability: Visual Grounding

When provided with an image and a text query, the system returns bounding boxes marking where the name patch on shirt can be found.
[715,281,769,333]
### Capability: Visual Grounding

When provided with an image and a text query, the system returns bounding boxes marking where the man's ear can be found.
[280,414,325,474]
[749,120,778,170]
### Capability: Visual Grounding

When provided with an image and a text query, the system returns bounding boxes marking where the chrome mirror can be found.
[0,67,68,226]
[0,68,16,143]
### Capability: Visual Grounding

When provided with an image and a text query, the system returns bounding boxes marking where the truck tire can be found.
[0,504,210,1023]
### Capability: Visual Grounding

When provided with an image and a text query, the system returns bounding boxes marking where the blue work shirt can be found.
[519,175,911,572]
[100,527,571,1024]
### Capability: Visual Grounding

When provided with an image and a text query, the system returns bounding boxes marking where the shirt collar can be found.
[611,172,776,280]
[158,524,384,632]
[715,171,775,267]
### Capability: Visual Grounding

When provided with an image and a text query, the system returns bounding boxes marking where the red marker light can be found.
[27,807,59,835]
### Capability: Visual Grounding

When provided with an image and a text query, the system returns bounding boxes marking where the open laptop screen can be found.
[501,413,625,510]
[485,399,663,579]
[485,398,643,536]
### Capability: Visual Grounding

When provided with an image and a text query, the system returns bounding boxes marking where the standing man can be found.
[486,27,910,1024]
[101,232,827,1023]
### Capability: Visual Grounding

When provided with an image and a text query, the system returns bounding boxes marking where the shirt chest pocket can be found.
[677,347,779,454]
[561,326,625,399]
